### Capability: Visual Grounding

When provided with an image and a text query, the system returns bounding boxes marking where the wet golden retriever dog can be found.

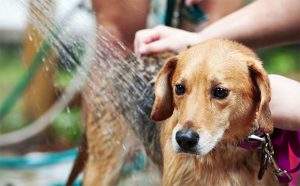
[151,39,281,186]
[68,39,283,186]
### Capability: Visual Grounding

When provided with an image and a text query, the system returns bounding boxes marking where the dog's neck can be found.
[198,142,259,167]
[163,144,267,186]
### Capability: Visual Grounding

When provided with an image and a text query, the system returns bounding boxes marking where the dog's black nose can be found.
[175,129,199,152]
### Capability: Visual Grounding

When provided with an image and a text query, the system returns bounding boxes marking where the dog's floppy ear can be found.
[151,56,177,121]
[248,59,273,134]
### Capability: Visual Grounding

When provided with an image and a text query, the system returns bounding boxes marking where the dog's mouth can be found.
[175,147,200,155]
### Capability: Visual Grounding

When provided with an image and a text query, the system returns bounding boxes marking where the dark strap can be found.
[165,0,176,26]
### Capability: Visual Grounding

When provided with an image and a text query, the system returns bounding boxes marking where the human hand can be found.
[134,25,201,56]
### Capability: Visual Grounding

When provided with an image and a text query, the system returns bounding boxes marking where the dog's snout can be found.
[175,129,199,152]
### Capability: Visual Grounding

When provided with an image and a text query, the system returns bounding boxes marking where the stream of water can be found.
[0,0,164,185]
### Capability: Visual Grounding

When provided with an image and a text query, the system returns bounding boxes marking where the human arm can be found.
[134,0,300,55]
[269,74,300,131]
[198,0,300,49]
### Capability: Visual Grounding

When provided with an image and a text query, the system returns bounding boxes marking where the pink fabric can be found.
[272,129,300,184]
[289,145,300,186]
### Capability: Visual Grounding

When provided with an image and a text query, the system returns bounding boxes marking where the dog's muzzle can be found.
[175,129,199,153]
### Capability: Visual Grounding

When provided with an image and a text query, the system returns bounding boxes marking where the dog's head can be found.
[151,39,273,155]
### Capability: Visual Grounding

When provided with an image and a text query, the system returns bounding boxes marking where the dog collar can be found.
[239,129,264,150]
[240,132,294,183]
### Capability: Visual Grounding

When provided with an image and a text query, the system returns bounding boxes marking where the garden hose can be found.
[0,2,88,120]
[0,2,95,146]
[0,37,51,119]
[0,3,94,186]
[0,148,77,168]
[0,2,149,186]
[0,148,82,186]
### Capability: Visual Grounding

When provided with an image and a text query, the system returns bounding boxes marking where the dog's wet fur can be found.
[67,52,168,186]
[68,39,283,186]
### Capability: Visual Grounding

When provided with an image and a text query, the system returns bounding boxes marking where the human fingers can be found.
[134,25,175,55]
[138,38,175,55]
[134,28,161,54]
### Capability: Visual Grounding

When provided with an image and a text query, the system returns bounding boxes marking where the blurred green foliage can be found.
[0,45,23,101]
[0,45,26,134]
[259,45,300,80]
[0,45,82,146]
[51,107,82,144]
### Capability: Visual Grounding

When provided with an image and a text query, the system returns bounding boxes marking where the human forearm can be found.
[269,75,300,131]
[197,0,300,49]
[134,0,300,55]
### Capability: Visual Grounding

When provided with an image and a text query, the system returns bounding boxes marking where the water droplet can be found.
[122,144,127,151]
[45,66,49,71]
[28,34,33,41]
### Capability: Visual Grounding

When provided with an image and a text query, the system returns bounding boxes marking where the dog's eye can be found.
[212,87,229,99]
[175,84,185,95]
